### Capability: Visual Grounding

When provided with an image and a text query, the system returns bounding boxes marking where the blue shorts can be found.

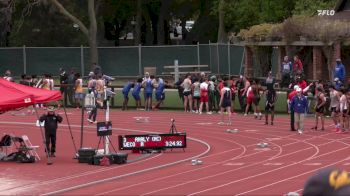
[156,92,165,101]
[75,93,84,99]
[145,92,152,99]
[132,94,140,101]
[122,92,129,99]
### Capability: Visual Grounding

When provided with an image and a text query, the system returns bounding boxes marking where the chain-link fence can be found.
[0,43,247,77]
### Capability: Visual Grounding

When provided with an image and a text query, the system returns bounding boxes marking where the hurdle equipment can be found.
[133,117,149,123]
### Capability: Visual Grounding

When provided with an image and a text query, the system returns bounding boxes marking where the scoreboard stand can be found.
[169,119,178,134]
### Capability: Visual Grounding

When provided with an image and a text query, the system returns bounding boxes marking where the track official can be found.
[39,106,63,157]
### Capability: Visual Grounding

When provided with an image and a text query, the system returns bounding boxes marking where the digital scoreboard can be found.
[118,133,186,150]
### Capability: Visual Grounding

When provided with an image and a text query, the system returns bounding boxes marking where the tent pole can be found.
[34,107,53,165]
[61,102,78,157]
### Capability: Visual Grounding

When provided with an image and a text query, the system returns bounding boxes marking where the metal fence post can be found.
[138,44,142,77]
[23,45,26,74]
[209,40,212,72]
[197,42,200,71]
[228,42,231,78]
[80,45,84,76]
[216,42,220,74]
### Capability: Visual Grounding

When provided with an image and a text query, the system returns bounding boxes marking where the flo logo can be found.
[317,10,335,16]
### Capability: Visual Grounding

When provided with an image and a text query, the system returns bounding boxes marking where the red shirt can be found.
[218,81,224,91]
[288,90,297,101]
[297,80,307,90]
[293,59,303,73]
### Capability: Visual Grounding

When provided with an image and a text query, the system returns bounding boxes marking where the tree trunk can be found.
[157,0,170,45]
[134,0,142,45]
[217,0,226,43]
[50,0,98,70]
[88,0,98,68]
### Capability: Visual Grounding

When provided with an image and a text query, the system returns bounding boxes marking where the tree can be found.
[49,0,98,69]
[102,0,135,46]
[217,0,226,43]
[293,0,338,16]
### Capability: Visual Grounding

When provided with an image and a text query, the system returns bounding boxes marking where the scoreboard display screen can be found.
[118,133,186,150]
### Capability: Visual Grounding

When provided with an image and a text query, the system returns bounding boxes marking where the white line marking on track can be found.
[223,163,245,166]
[303,163,322,166]
[263,163,283,166]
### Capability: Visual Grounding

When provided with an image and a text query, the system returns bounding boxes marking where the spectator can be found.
[281,56,292,88]
[3,70,14,82]
[59,68,68,107]
[67,70,76,106]
[334,58,346,84]
[290,87,308,134]
[293,55,303,76]
[303,168,350,196]
[74,73,84,109]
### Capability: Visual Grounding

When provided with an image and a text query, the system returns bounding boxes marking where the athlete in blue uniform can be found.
[153,77,166,110]
[132,78,143,110]
[143,75,155,111]
[122,81,134,110]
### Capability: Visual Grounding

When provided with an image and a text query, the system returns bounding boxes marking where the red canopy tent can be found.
[0,81,35,113]
[0,78,62,104]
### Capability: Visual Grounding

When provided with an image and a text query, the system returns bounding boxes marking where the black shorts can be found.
[342,109,348,117]
[221,100,231,108]
[253,96,260,106]
[331,107,339,113]
[265,102,275,111]
[183,91,191,96]
[193,96,200,100]
[316,106,324,114]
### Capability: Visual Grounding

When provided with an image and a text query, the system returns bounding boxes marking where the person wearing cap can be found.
[303,167,350,196]
[39,106,63,157]
[334,58,346,84]
[290,87,308,134]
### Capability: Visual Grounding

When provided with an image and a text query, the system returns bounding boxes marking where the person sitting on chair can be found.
[39,106,63,157]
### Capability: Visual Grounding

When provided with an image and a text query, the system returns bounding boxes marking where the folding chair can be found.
[19,135,40,161]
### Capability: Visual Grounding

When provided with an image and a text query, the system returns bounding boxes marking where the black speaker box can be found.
[110,153,128,164]
[78,148,96,163]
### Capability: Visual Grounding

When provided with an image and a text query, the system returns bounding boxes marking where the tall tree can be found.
[49,0,98,68]
[217,0,226,43]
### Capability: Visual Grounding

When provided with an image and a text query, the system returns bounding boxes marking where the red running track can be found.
[1,109,350,195]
